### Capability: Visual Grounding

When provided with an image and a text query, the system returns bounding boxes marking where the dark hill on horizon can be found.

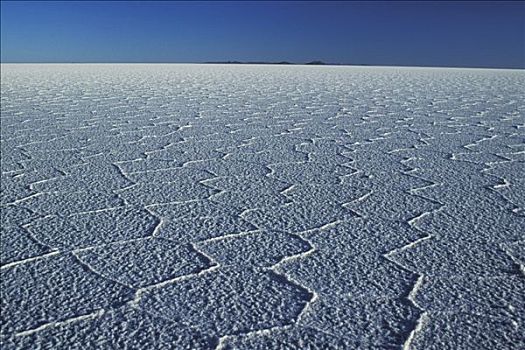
[204,60,328,65]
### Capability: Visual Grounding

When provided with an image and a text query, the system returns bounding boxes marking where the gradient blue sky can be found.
[1,1,524,68]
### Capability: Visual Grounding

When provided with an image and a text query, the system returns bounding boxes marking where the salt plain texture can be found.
[0,64,524,349]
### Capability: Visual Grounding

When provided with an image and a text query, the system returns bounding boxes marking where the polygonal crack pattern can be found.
[1,64,524,349]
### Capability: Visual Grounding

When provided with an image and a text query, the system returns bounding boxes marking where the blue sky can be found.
[1,1,524,68]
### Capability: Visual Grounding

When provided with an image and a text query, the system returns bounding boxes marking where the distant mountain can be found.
[305,61,326,65]
[205,61,329,65]
[205,61,293,65]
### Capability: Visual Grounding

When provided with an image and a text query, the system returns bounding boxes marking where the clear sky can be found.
[1,1,524,68]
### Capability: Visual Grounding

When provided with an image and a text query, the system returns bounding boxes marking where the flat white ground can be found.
[1,64,524,349]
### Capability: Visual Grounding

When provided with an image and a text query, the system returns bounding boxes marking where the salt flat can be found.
[1,64,524,349]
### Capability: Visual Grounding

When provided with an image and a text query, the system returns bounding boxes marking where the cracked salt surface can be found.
[1,64,524,349]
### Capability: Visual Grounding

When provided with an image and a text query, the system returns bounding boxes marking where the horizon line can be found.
[1,62,524,70]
